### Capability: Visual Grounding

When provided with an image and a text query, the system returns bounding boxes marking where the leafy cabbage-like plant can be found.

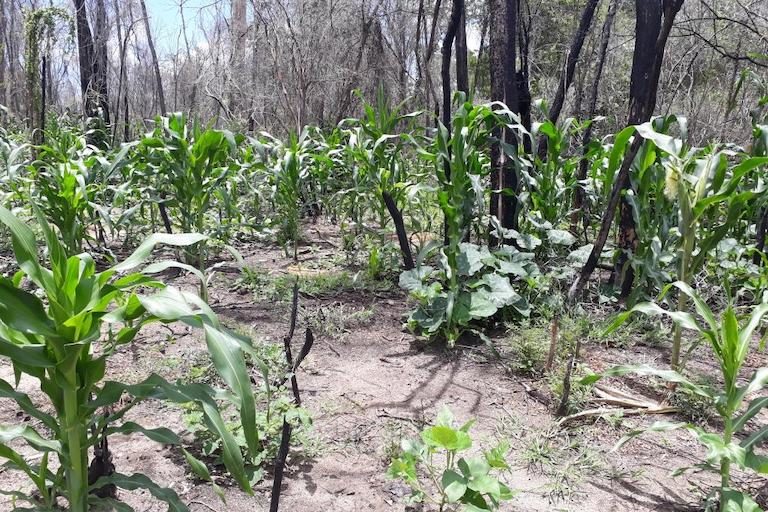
[592,282,768,512]
[388,407,514,511]
[0,207,263,511]
[400,243,535,345]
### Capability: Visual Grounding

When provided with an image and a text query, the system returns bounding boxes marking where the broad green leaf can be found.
[398,266,433,292]
[467,290,499,319]
[441,469,468,503]
[0,424,60,453]
[0,206,46,288]
[0,280,57,337]
[203,324,259,457]
[720,489,763,512]
[422,425,472,452]
[547,229,576,246]
[457,244,485,276]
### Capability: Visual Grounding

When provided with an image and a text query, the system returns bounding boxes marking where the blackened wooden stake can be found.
[270,279,314,512]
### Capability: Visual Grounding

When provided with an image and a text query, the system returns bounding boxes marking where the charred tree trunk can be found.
[502,0,520,234]
[456,9,469,95]
[73,0,99,118]
[488,0,506,246]
[547,0,601,126]
[569,0,684,302]
[382,191,415,270]
[572,0,621,237]
[441,0,464,130]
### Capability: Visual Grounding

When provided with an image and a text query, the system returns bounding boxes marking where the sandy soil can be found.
[0,222,766,512]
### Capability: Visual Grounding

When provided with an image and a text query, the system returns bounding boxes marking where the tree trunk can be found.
[571,0,621,237]
[569,0,685,302]
[471,15,489,97]
[229,0,247,113]
[0,0,6,108]
[139,0,167,115]
[94,0,110,123]
[502,0,520,234]
[456,10,469,95]
[547,0,601,126]
[488,0,506,246]
[441,0,464,130]
[382,191,415,270]
[73,0,99,118]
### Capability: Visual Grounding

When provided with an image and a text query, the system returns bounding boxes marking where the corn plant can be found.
[388,407,514,511]
[638,122,768,368]
[524,116,586,226]
[338,90,423,269]
[1,134,30,210]
[137,114,239,298]
[264,130,317,261]
[0,206,263,511]
[406,99,531,344]
[594,282,768,511]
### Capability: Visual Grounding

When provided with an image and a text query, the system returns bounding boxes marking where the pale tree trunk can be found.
[0,0,6,108]
[139,0,167,115]
[229,0,247,113]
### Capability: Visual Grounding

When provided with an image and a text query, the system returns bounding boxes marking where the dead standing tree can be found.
[73,0,109,123]
[569,0,686,302]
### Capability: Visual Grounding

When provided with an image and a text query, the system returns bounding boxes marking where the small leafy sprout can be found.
[388,407,515,511]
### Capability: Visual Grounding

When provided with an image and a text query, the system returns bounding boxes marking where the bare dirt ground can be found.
[0,222,766,512]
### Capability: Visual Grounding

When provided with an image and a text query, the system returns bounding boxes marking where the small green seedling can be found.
[388,407,515,511]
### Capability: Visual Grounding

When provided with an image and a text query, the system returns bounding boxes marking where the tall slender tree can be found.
[139,0,167,115]
[547,0,602,125]
[569,0,686,301]
[73,0,109,121]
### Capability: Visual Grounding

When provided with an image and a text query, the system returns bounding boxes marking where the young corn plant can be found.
[0,207,264,511]
[404,98,531,345]
[592,282,768,511]
[388,407,514,511]
[639,122,768,368]
[137,113,239,298]
[339,89,423,269]
[267,130,316,261]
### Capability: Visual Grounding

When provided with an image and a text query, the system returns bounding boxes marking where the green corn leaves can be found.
[596,283,768,510]
[0,206,263,511]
